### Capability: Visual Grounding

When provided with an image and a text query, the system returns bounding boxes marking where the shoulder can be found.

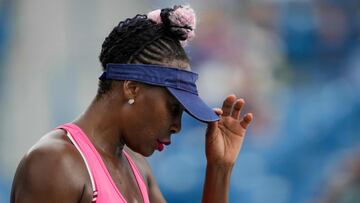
[11,129,93,203]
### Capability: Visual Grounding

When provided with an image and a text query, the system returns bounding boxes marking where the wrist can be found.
[206,162,234,174]
[206,161,235,171]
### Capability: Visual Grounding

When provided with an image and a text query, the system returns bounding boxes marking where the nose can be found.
[170,115,182,134]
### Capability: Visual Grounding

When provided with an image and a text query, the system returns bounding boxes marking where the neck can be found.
[73,96,125,157]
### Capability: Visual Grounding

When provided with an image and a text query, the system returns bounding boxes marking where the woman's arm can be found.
[202,95,253,203]
[202,164,233,203]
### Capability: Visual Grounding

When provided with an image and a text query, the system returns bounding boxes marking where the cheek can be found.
[133,88,174,138]
[129,115,173,155]
[138,101,171,131]
[124,126,155,155]
[139,116,169,138]
[132,117,170,154]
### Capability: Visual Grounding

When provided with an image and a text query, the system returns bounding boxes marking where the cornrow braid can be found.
[97,6,192,98]
[130,36,188,65]
[99,15,162,68]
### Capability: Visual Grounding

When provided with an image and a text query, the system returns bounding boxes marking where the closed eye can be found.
[170,104,183,116]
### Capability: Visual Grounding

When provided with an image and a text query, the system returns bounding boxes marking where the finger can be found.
[240,113,253,129]
[213,108,223,116]
[231,98,245,120]
[221,95,236,116]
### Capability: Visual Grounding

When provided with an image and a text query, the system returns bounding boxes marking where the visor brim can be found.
[167,87,220,123]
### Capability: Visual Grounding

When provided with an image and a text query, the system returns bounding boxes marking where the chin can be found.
[129,146,154,157]
[141,149,155,157]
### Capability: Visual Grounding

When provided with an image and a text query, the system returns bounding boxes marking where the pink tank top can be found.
[57,123,150,203]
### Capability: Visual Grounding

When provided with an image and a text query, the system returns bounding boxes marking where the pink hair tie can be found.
[147,9,162,24]
[147,5,196,47]
[170,5,196,30]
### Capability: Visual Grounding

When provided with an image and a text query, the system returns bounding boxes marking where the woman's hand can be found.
[205,95,253,167]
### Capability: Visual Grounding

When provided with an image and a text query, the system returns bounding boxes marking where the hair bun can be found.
[147,5,196,46]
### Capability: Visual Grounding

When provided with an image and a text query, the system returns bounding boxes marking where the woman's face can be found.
[123,84,184,156]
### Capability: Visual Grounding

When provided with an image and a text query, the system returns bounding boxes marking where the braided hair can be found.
[97,5,196,97]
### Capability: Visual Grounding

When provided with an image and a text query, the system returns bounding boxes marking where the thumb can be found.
[205,122,218,151]
[205,121,219,144]
[206,107,222,138]
[206,108,221,139]
[206,121,217,134]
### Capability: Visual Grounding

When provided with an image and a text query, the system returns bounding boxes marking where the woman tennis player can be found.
[11,5,253,203]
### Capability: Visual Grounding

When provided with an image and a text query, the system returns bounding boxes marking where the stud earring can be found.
[128,98,135,105]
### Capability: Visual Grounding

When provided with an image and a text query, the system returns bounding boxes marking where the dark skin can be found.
[11,63,253,203]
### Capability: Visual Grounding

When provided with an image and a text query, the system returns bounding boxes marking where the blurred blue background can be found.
[0,0,359,203]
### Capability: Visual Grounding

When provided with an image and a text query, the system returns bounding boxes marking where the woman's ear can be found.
[123,81,140,100]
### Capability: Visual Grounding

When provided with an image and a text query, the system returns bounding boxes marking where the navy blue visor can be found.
[99,64,220,122]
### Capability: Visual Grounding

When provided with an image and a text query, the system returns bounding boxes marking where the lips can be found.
[156,139,171,151]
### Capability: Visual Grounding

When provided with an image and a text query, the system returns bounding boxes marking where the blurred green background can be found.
[0,0,359,202]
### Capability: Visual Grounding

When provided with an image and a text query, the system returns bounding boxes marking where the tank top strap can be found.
[123,150,150,203]
[56,123,100,202]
